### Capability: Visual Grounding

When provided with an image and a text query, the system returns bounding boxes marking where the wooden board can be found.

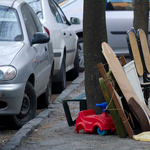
[99,72,127,138]
[138,29,150,73]
[102,42,150,126]
[128,30,143,76]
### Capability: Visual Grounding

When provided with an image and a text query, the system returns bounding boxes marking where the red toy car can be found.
[75,102,116,135]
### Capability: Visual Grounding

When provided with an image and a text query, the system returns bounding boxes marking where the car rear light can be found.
[44,26,50,36]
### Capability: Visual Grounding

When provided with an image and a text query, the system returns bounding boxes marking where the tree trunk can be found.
[134,0,149,37]
[83,0,108,114]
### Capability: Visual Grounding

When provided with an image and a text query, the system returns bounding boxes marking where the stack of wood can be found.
[97,42,150,138]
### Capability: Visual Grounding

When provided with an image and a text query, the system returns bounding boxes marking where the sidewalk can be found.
[2,72,150,150]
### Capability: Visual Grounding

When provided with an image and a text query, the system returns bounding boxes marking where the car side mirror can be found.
[31,32,50,45]
[70,17,80,24]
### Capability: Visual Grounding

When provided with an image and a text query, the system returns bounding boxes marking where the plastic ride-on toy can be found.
[75,102,116,135]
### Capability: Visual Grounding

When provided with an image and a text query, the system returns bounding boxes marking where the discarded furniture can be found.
[75,102,116,135]
[126,28,150,103]
[62,98,87,126]
[101,42,150,133]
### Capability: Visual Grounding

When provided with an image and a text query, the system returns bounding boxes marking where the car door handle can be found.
[70,33,72,36]
[45,46,47,51]
[64,32,66,36]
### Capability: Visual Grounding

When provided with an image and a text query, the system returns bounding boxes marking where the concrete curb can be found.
[1,72,84,150]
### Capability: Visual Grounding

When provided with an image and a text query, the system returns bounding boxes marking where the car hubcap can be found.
[18,93,30,119]
[78,42,84,68]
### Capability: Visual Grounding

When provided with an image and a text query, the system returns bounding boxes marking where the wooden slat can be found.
[139,29,150,74]
[141,82,150,86]
[119,55,127,66]
[128,31,143,76]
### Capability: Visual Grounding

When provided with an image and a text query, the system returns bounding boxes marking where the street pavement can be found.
[2,71,150,150]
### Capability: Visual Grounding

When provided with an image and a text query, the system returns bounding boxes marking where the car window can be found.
[27,4,43,32]
[48,0,63,23]
[21,4,42,42]
[0,6,23,41]
[25,0,43,19]
[106,0,150,11]
[106,0,133,10]
[53,1,69,24]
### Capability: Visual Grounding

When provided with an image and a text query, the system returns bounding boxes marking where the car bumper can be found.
[0,82,26,115]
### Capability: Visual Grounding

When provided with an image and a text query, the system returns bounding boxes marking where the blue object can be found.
[97,128,107,135]
[96,102,107,112]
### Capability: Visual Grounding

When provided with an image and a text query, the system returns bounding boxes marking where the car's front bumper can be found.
[0,82,26,115]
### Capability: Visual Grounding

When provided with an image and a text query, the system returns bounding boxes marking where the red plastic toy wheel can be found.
[97,128,107,135]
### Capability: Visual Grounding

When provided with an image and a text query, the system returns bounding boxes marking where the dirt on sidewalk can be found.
[15,81,150,150]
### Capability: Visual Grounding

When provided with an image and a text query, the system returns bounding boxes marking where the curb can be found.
[1,72,84,150]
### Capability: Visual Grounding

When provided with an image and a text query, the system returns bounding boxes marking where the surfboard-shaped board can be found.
[102,42,150,131]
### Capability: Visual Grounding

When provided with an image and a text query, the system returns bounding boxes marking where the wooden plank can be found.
[138,29,150,73]
[99,71,127,138]
[97,63,134,138]
[119,55,127,66]
[102,42,150,131]
[128,30,143,76]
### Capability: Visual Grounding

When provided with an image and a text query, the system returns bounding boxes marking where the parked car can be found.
[57,0,150,69]
[57,0,84,71]
[25,0,79,93]
[0,0,54,129]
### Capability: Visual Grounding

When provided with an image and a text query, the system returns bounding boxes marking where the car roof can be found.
[0,0,24,8]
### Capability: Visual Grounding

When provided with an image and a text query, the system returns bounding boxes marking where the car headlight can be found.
[0,66,17,81]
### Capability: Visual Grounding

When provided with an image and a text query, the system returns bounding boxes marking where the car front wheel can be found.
[8,81,37,129]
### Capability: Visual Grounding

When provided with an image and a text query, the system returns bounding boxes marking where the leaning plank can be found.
[97,63,134,138]
[99,72,127,138]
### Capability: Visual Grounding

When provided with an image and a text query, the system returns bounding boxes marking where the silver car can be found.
[0,0,54,129]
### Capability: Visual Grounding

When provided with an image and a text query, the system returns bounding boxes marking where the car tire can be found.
[52,56,66,94]
[4,81,37,129]
[37,75,52,109]
[78,37,84,72]
[67,47,79,81]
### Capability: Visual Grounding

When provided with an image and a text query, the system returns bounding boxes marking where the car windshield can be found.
[0,6,23,41]
[25,0,43,19]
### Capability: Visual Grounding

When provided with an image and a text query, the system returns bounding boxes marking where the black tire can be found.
[52,56,66,94]
[78,37,84,72]
[67,48,79,81]
[4,82,37,129]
